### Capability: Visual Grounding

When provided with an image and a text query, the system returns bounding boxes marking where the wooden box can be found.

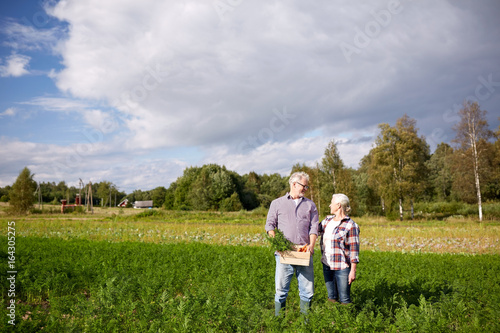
[279,249,311,266]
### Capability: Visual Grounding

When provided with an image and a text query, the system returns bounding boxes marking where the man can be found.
[265,171,319,316]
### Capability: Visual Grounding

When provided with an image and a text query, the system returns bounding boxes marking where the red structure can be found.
[61,194,82,213]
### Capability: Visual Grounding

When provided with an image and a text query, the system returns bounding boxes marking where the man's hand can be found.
[267,230,275,238]
[308,234,317,254]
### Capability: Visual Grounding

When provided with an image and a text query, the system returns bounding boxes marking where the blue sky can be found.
[1,0,499,193]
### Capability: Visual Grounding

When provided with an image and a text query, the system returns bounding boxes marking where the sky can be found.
[1,0,499,194]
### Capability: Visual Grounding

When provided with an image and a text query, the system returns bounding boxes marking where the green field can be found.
[1,210,500,332]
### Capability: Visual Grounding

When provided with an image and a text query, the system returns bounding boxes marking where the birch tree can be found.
[452,101,493,221]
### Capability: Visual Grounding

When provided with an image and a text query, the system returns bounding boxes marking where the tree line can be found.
[161,101,499,220]
[3,101,499,219]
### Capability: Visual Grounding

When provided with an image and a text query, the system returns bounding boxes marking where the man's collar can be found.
[286,192,302,200]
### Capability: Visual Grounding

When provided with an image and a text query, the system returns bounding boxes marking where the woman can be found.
[319,193,360,304]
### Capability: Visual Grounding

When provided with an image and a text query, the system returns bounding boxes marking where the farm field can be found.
[4,207,500,255]
[1,209,500,332]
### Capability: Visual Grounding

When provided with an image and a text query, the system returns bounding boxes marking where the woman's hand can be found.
[348,271,356,284]
[348,263,357,285]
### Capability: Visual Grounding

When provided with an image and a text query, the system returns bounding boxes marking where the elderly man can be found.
[265,171,319,316]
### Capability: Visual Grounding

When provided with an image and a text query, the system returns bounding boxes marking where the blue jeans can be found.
[322,264,352,304]
[274,254,314,303]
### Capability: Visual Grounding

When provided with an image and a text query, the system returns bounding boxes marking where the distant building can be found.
[133,200,153,209]
[117,199,128,207]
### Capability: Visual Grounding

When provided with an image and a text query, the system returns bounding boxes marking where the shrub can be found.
[220,192,243,212]
[134,209,162,218]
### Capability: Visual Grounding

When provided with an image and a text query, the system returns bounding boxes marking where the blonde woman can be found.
[319,193,360,304]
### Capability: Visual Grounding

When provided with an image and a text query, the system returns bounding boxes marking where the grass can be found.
[2,208,498,254]
[1,237,499,332]
[1,205,499,331]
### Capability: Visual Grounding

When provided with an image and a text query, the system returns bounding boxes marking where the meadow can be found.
[7,206,499,254]
[1,206,500,332]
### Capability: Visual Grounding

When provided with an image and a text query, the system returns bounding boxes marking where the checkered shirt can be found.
[319,216,360,270]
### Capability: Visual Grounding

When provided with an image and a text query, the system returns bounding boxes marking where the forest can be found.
[2,101,499,220]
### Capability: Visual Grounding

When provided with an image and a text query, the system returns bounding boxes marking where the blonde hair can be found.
[332,193,351,214]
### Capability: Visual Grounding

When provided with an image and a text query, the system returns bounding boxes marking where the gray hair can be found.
[332,193,351,214]
[289,171,310,186]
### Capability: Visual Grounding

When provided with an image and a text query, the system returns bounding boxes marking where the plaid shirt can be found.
[319,215,360,270]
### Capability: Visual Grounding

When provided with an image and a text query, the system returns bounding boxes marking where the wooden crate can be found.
[279,250,311,266]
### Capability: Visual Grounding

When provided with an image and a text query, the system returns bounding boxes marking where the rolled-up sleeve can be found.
[309,205,319,236]
[347,225,360,263]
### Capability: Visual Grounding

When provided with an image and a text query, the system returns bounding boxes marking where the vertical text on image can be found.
[7,221,17,326]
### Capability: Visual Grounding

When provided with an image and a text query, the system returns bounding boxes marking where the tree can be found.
[321,140,344,193]
[452,101,493,221]
[238,172,261,210]
[188,164,238,211]
[318,140,357,215]
[490,120,500,199]
[163,182,177,209]
[52,181,68,204]
[96,181,113,207]
[367,115,430,220]
[351,166,379,216]
[259,173,288,208]
[426,143,454,201]
[9,167,37,214]
[319,140,342,214]
[173,166,201,210]
[260,173,287,199]
[481,137,500,200]
[0,185,11,202]
[367,123,400,216]
[220,192,243,211]
[151,186,167,208]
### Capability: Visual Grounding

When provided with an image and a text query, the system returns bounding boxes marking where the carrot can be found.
[297,245,308,252]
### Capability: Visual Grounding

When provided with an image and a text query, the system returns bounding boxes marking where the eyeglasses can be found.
[296,182,309,190]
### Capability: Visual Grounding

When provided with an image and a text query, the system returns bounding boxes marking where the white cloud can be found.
[22,97,89,112]
[0,108,17,117]
[45,0,500,157]
[1,19,64,51]
[0,137,184,192]
[0,53,31,77]
[21,97,122,134]
[201,127,377,177]
[82,109,119,134]
[2,0,499,193]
